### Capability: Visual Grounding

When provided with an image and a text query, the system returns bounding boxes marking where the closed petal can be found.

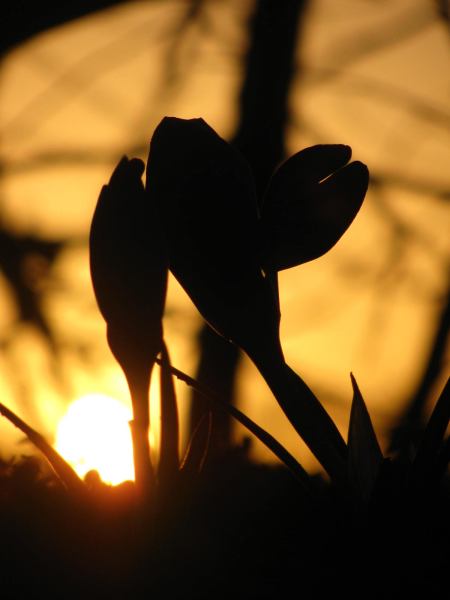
[147,117,280,355]
[270,144,352,186]
[261,145,369,271]
[90,156,167,369]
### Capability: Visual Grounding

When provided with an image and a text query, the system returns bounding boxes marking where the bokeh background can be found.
[1,0,449,474]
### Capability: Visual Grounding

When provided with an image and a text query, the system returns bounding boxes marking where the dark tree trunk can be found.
[189,0,309,457]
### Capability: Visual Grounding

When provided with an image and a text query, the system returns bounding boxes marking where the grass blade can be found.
[155,357,314,496]
[409,377,449,489]
[348,374,383,503]
[180,411,212,475]
[0,401,86,496]
[158,341,180,484]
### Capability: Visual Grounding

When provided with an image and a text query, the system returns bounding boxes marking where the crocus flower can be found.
[145,117,369,483]
[146,117,280,363]
[146,117,368,362]
[260,144,369,271]
[90,156,167,377]
[90,155,168,494]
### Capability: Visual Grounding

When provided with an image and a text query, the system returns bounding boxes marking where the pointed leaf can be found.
[158,341,180,483]
[348,374,383,502]
[261,145,369,271]
[409,378,450,489]
[0,402,86,497]
[180,412,212,475]
[255,360,348,486]
[90,156,166,499]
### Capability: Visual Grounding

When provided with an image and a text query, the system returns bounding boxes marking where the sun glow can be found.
[55,394,135,485]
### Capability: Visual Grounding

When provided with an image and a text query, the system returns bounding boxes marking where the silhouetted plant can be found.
[346,375,449,512]
[0,117,367,493]
[260,144,368,271]
[90,155,168,498]
[2,116,447,503]
[0,113,448,599]
[347,373,384,504]
[0,401,86,497]
[147,116,370,485]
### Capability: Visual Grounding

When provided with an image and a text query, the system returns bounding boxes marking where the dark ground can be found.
[1,453,448,599]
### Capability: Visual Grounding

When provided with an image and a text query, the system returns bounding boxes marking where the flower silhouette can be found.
[145,117,369,482]
[146,117,368,361]
[146,117,279,362]
[90,155,168,494]
[90,156,167,377]
[89,117,369,484]
[261,143,369,271]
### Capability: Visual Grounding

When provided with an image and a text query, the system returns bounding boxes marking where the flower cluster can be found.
[90,116,369,483]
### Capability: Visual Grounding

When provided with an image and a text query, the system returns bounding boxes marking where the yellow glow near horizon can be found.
[55,393,135,485]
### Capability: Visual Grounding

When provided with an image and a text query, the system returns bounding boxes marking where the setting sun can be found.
[55,394,135,485]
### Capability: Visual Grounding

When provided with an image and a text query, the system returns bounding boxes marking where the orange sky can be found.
[0,0,449,473]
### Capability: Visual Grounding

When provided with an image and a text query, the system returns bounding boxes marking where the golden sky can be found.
[1,0,449,473]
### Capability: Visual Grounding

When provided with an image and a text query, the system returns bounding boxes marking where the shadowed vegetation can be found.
[1,2,449,597]
[1,116,448,599]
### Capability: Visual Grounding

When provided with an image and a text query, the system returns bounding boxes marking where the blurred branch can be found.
[370,173,449,202]
[4,149,449,203]
[0,227,72,423]
[2,0,125,55]
[370,181,450,263]
[435,0,450,23]
[389,284,450,454]
[122,0,215,155]
[162,0,207,86]
[304,68,450,134]
[0,146,147,171]
[1,16,172,142]
[305,3,436,86]
[0,228,62,345]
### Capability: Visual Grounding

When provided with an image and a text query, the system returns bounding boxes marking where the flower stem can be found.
[128,374,155,502]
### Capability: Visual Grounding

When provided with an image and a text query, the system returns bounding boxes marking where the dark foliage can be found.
[1,116,448,599]
[0,451,448,599]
